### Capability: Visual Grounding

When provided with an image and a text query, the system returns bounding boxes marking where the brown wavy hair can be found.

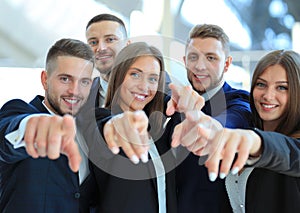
[250,50,300,138]
[105,42,166,136]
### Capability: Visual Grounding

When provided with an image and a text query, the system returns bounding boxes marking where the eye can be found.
[188,54,198,61]
[148,76,159,84]
[130,72,141,79]
[88,40,98,47]
[60,76,70,84]
[255,82,266,88]
[277,85,288,91]
[207,56,217,61]
[106,37,118,43]
[80,79,92,87]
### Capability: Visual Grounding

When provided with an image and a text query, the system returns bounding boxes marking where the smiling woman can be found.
[0,67,44,107]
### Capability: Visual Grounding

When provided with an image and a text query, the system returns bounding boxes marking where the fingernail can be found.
[140,152,148,163]
[110,147,119,154]
[131,155,139,164]
[209,172,217,182]
[231,167,239,175]
[219,173,226,179]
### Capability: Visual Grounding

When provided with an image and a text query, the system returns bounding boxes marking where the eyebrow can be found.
[257,77,288,84]
[130,67,160,76]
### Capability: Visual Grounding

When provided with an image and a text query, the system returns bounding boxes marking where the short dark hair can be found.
[46,38,94,73]
[186,24,230,57]
[86,13,127,38]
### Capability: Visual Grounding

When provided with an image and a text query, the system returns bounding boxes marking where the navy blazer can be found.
[176,82,253,213]
[0,96,94,213]
[79,102,181,213]
[221,129,300,213]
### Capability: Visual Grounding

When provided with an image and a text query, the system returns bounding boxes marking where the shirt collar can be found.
[100,77,108,94]
[42,100,55,115]
[201,80,225,101]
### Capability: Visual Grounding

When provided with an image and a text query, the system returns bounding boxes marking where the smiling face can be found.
[252,64,288,131]
[86,20,127,81]
[42,56,93,115]
[119,56,160,111]
[184,37,231,94]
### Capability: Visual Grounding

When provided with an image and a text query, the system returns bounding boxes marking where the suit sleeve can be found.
[214,98,253,129]
[251,129,300,177]
[0,99,40,163]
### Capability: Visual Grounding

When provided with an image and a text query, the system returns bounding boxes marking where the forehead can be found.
[86,20,125,39]
[260,64,287,81]
[130,56,161,73]
[187,37,224,55]
[52,56,93,78]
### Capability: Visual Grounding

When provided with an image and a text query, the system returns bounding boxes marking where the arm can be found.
[0,99,81,172]
[172,110,300,181]
[251,129,300,177]
[101,83,205,163]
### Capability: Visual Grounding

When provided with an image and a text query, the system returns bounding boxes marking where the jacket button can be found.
[74,192,81,199]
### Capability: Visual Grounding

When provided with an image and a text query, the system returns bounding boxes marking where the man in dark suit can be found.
[175,24,253,213]
[84,13,171,108]
[0,38,95,212]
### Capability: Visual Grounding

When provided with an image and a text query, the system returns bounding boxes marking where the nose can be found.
[195,56,206,71]
[137,78,149,92]
[262,87,275,100]
[97,40,107,52]
[67,81,80,95]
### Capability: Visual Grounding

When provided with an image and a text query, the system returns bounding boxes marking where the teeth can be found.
[97,55,111,59]
[195,75,207,79]
[262,104,276,108]
[65,99,78,104]
[134,94,146,101]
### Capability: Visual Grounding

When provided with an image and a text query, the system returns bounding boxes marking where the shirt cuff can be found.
[246,155,261,165]
[5,113,51,149]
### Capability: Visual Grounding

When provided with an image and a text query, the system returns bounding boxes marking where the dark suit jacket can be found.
[80,103,180,213]
[220,129,300,213]
[176,82,253,213]
[0,96,95,213]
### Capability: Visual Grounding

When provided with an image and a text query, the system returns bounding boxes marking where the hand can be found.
[172,110,262,181]
[103,110,150,164]
[24,114,81,172]
[166,83,205,116]
[171,110,222,153]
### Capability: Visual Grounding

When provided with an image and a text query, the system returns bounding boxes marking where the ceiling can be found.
[0,0,299,68]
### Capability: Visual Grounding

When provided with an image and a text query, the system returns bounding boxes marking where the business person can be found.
[173,50,300,213]
[175,24,253,213]
[80,41,204,213]
[0,38,95,212]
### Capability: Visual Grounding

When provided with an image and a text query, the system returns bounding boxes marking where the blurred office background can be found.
[0,0,299,106]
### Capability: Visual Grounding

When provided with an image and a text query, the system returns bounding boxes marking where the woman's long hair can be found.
[105,42,166,137]
[250,50,300,137]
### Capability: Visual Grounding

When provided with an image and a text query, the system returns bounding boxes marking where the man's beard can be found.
[189,71,224,95]
[47,93,72,116]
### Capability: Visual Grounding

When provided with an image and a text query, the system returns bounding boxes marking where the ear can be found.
[41,70,48,90]
[183,56,186,65]
[126,39,131,46]
[224,56,232,73]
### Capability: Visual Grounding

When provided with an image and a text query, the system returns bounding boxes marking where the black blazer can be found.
[240,129,299,213]
[0,96,94,213]
[176,82,253,213]
[80,104,181,213]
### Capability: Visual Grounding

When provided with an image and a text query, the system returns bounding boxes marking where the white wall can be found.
[0,68,44,107]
